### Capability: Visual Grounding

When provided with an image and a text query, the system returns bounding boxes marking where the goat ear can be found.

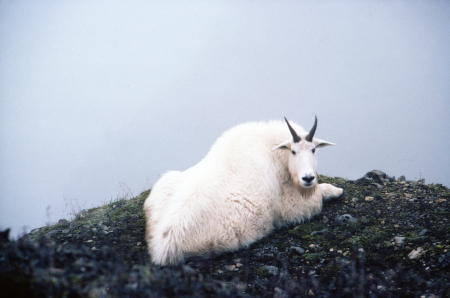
[273,140,291,150]
[314,138,335,148]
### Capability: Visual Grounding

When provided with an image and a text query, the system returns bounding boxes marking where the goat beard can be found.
[292,174,317,199]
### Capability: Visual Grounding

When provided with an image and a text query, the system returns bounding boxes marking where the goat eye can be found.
[312,148,316,153]
[291,150,296,155]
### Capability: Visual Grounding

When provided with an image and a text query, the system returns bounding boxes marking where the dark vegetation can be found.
[1,170,449,297]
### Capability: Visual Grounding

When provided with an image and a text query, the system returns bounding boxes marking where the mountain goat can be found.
[144,117,343,266]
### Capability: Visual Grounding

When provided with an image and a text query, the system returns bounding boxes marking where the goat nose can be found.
[302,175,315,183]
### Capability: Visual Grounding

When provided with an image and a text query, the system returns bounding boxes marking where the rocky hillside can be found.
[1,170,449,297]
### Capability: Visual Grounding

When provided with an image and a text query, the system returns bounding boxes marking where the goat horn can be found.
[305,116,317,142]
[284,117,301,143]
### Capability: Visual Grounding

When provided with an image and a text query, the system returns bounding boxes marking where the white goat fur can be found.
[144,119,343,266]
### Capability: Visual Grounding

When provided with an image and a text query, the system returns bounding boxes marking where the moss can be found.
[304,251,327,261]
[255,266,269,277]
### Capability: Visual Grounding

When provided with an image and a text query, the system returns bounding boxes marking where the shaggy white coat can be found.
[144,120,343,266]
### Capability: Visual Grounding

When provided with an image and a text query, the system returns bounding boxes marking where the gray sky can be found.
[1,1,449,238]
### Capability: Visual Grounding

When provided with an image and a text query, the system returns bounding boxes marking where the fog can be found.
[1,1,449,238]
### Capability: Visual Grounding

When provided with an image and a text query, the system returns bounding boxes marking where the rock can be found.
[48,267,64,276]
[355,176,373,185]
[438,252,450,268]
[336,214,357,225]
[274,287,288,298]
[263,265,279,276]
[371,183,383,189]
[290,246,305,254]
[418,229,428,236]
[394,237,405,244]
[225,265,236,271]
[408,247,424,259]
[311,229,329,236]
[182,265,197,276]
[47,230,59,237]
[398,175,406,182]
[365,170,387,184]
[0,228,10,243]
[58,219,69,226]
[98,222,109,231]
[365,196,374,201]
[323,216,329,224]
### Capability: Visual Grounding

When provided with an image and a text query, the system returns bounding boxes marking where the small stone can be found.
[398,175,406,182]
[85,240,93,243]
[263,265,279,276]
[233,258,241,263]
[311,228,328,236]
[371,183,383,189]
[226,265,236,271]
[58,219,69,226]
[365,196,374,201]
[47,230,59,237]
[323,216,329,224]
[217,270,223,274]
[436,198,447,203]
[394,236,406,244]
[235,263,243,268]
[274,287,285,297]
[329,248,334,252]
[48,267,64,276]
[418,229,428,236]
[408,247,424,259]
[290,246,305,254]
[336,214,357,224]
[438,252,450,268]
[377,210,381,215]
[98,222,109,231]
[352,198,359,203]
